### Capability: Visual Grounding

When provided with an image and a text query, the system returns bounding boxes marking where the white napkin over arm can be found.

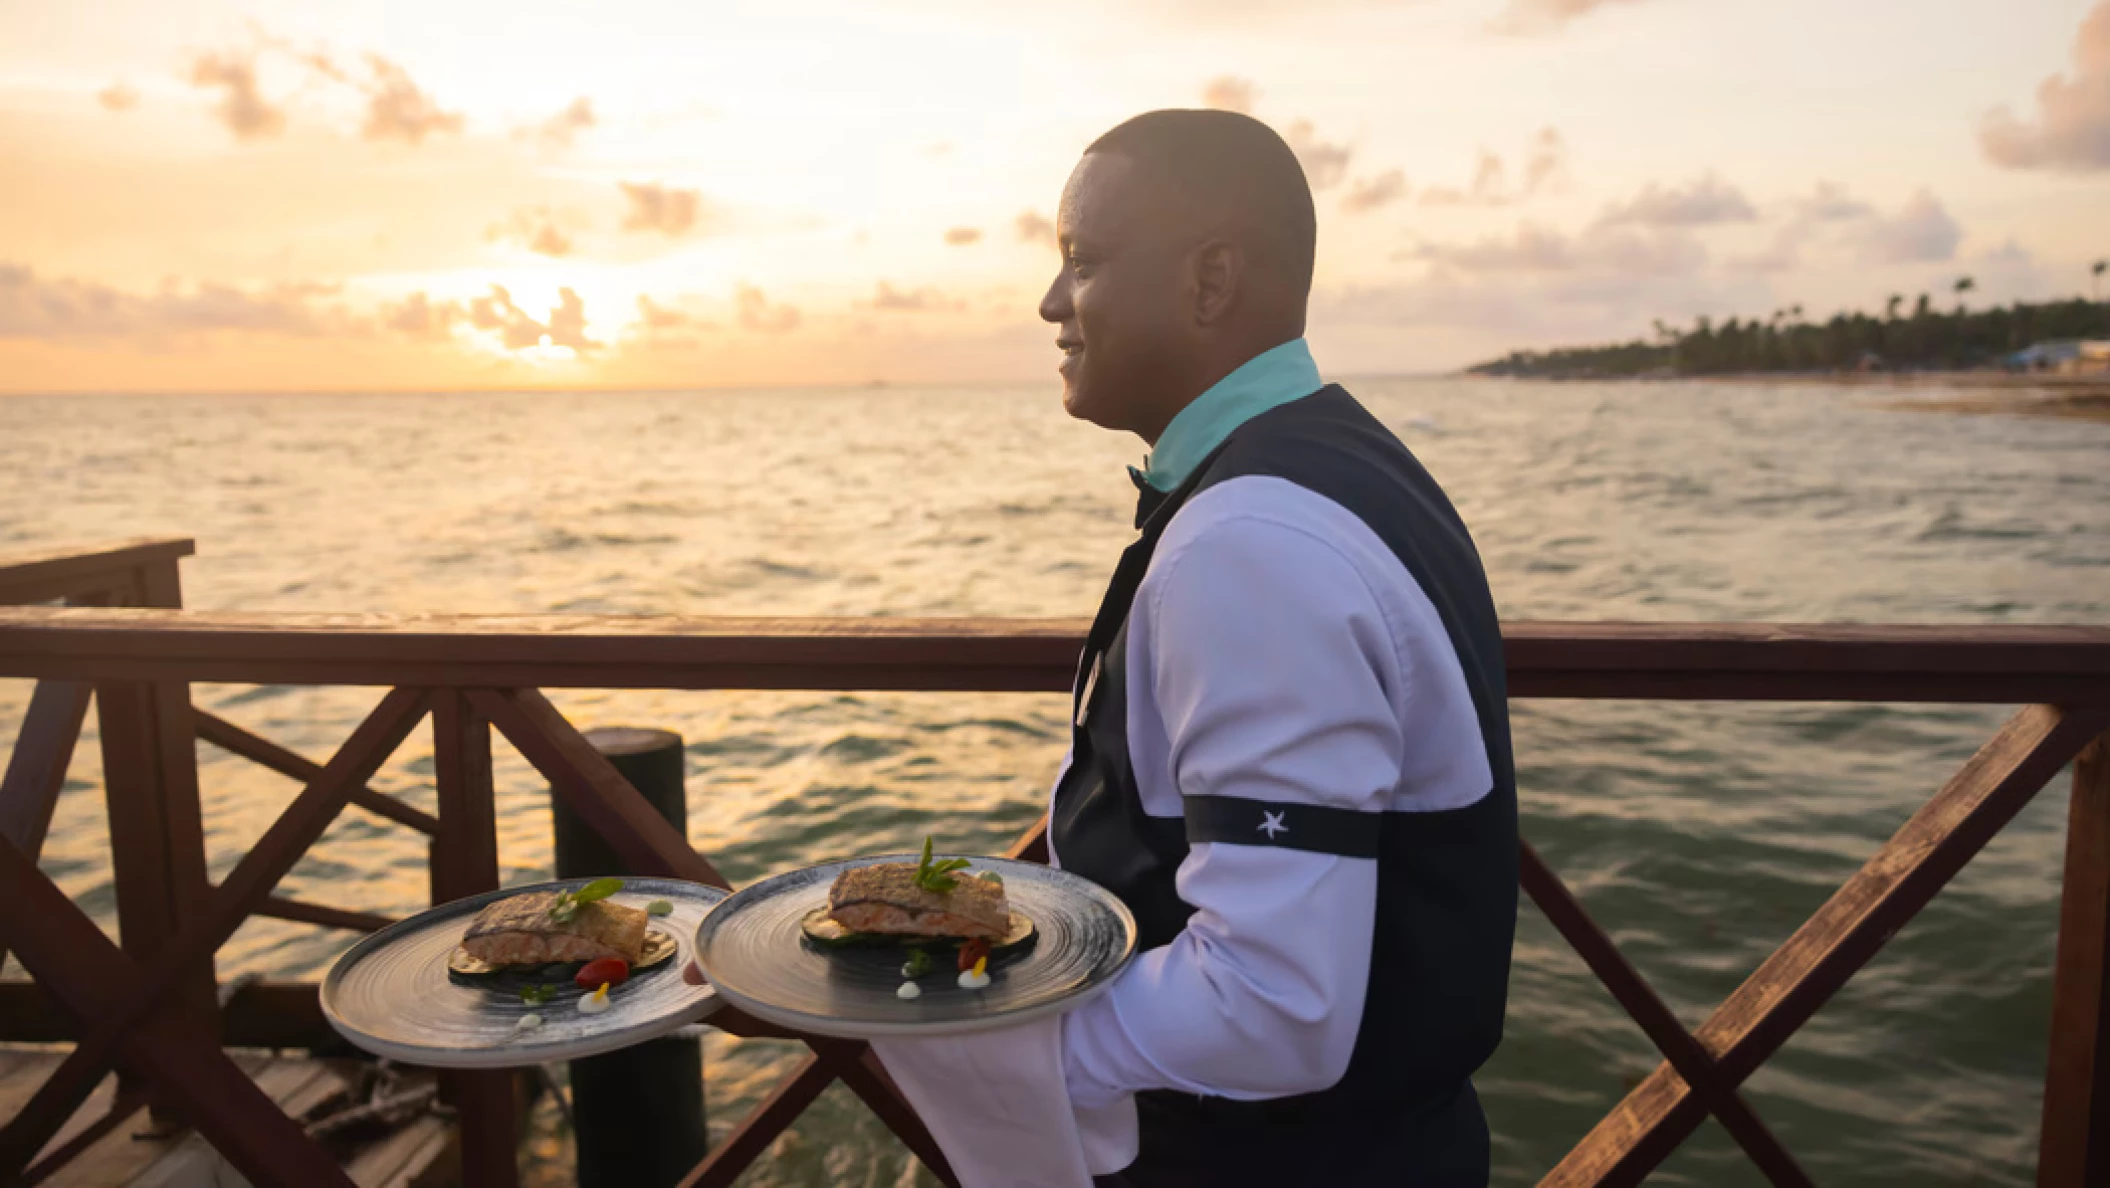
[872,1015,1137,1188]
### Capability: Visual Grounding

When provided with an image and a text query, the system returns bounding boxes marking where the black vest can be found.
[1055,386,1517,1185]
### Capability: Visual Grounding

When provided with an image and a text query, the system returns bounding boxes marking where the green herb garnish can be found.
[646,899,673,917]
[911,836,971,894]
[978,871,1003,886]
[901,949,933,978]
[549,877,626,923]
[519,983,555,1006]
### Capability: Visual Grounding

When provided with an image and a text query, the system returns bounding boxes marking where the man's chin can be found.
[1059,379,1094,423]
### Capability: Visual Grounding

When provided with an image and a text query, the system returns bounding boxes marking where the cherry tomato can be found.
[575,957,630,990]
[957,938,991,973]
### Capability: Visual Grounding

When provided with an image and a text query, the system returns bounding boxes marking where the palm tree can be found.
[1886,293,1904,321]
[1953,275,1975,313]
[2094,259,2106,302]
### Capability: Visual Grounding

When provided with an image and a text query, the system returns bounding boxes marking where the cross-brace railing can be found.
[2,539,2108,1186]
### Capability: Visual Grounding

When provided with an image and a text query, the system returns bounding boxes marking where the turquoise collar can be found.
[1132,338,1322,493]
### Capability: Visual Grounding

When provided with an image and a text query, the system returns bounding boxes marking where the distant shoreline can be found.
[1465,369,2110,423]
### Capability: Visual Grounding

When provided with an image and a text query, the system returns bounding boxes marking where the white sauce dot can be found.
[578,987,613,1015]
[957,969,990,990]
[896,981,923,1000]
[516,1014,544,1030]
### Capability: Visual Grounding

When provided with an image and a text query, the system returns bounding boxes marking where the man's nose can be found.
[1037,273,1069,324]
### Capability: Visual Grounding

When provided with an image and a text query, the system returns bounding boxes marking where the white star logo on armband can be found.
[1257,810,1289,840]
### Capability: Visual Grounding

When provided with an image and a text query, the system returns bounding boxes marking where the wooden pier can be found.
[2,537,2107,1187]
[0,1045,454,1187]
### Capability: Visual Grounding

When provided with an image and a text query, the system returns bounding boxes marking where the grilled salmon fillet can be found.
[827,863,1009,940]
[460,891,648,966]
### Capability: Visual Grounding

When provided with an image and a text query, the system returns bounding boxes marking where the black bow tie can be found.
[1130,467,1171,529]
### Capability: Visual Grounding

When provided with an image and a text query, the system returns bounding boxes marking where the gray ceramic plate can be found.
[321,877,727,1069]
[693,854,1136,1039]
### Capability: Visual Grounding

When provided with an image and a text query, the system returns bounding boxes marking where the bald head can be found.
[1086,109,1318,303]
[1039,109,1319,441]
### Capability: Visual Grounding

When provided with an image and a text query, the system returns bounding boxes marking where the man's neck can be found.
[1134,337,1321,492]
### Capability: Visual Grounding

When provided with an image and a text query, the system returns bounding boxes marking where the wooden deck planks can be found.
[0,1047,456,1188]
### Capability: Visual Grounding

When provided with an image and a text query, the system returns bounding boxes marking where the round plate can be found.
[693,854,1136,1039]
[321,877,728,1069]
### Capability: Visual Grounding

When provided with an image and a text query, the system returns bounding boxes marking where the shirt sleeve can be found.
[1060,510,1405,1109]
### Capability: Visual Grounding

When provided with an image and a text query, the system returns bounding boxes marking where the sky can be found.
[2,0,2107,392]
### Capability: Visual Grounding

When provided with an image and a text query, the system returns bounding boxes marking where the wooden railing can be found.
[2,539,2107,1187]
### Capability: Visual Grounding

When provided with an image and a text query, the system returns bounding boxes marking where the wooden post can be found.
[2041,729,2110,1187]
[433,692,522,1188]
[554,727,709,1188]
[90,556,216,1125]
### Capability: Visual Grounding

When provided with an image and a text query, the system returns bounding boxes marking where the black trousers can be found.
[1091,1081,1488,1188]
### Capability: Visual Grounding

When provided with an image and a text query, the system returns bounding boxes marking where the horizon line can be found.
[0,370,1467,398]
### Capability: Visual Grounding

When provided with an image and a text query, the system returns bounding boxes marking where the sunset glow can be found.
[3,0,2106,392]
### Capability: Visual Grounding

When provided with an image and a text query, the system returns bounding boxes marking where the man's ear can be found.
[1190,239,1242,327]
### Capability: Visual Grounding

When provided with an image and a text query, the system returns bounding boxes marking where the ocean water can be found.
[2,377,2107,1186]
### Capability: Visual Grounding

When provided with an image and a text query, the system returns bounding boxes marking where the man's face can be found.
[1038,152,1193,436]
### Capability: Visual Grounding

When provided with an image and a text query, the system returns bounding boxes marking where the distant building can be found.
[2006,339,2110,373]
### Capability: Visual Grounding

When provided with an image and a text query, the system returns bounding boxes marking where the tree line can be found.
[1467,265,2110,380]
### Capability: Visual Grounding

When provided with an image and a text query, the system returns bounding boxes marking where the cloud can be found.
[735,284,800,332]
[487,207,576,257]
[1318,235,1766,357]
[1420,128,1566,206]
[1979,0,2110,172]
[1015,211,1056,244]
[0,264,343,339]
[1411,222,1707,277]
[1734,183,1961,272]
[463,285,598,351]
[358,54,463,145]
[97,83,139,112]
[1421,153,1506,207]
[1490,0,1647,35]
[379,291,464,341]
[544,288,595,351]
[620,182,705,236]
[1594,172,1756,228]
[535,97,597,150]
[186,53,285,141]
[943,226,983,246]
[1519,127,1568,193]
[1963,237,2055,300]
[1342,169,1408,213]
[1201,76,1258,114]
[627,296,710,349]
[858,282,962,312]
[636,296,709,332]
[290,48,463,145]
[1860,190,1962,264]
[1284,119,1352,189]
[1788,180,1875,223]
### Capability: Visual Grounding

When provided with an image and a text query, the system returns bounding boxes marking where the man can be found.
[1037,109,1519,1185]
